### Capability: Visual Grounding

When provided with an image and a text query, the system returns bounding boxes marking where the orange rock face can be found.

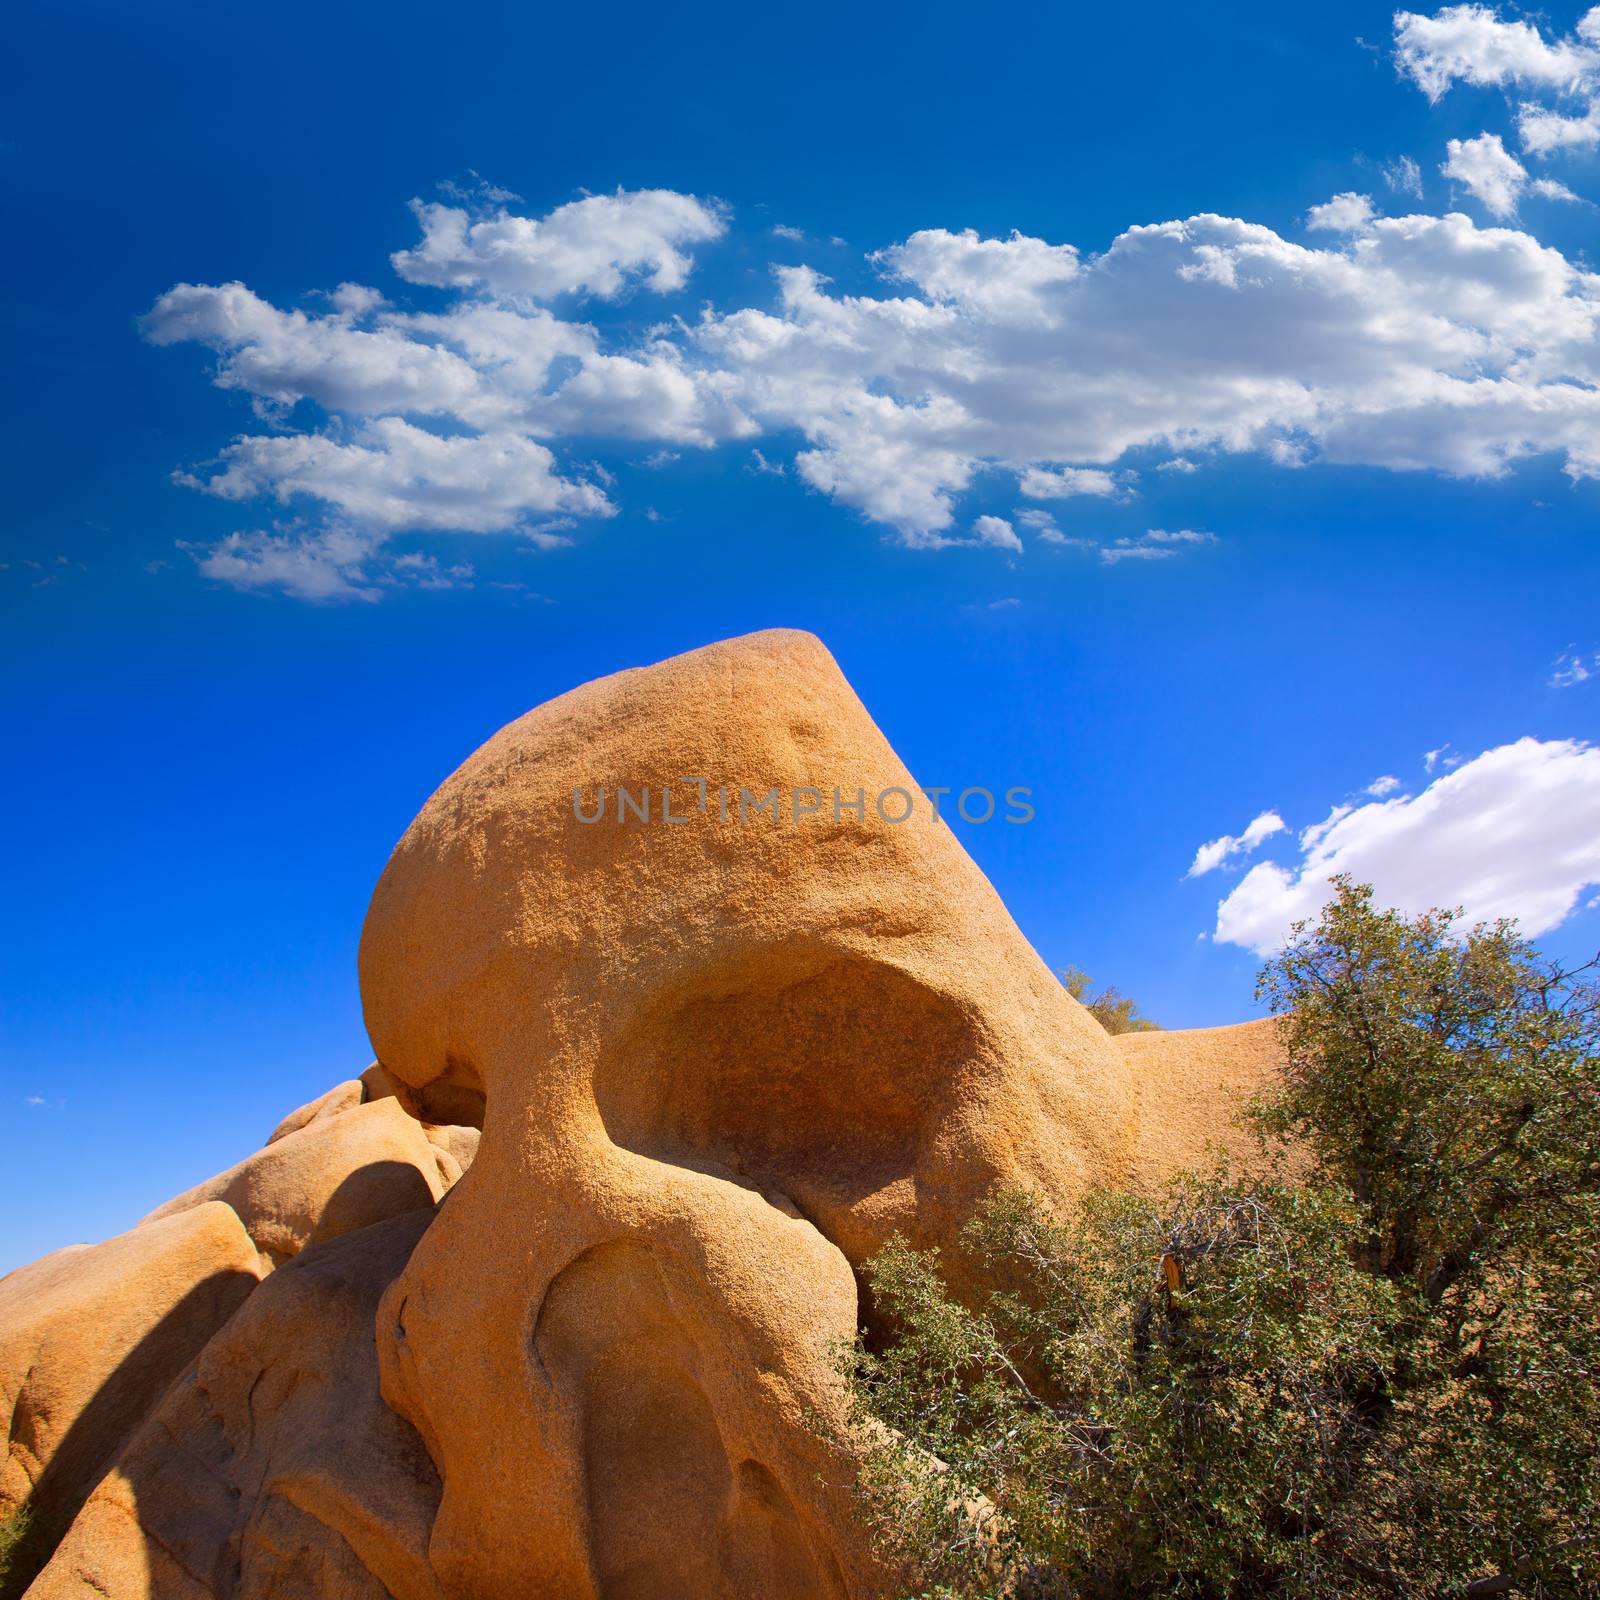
[6,629,1286,1599]
[354,629,1271,1598]
[0,1204,262,1563]
[27,1211,442,1600]
[141,1097,463,1263]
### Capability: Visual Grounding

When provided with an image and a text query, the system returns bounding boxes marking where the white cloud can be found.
[1394,5,1600,101]
[1156,455,1198,473]
[790,417,976,543]
[143,281,493,418]
[1519,99,1600,154]
[1015,507,1064,540]
[436,171,523,206]
[1551,647,1599,686]
[1213,737,1600,952]
[971,514,1022,552]
[1102,527,1217,565]
[1442,132,1530,217]
[771,224,806,242]
[1018,466,1121,499]
[186,419,612,532]
[876,227,1081,325]
[1530,176,1582,202]
[1384,154,1425,199]
[194,526,480,602]
[1366,773,1403,796]
[1306,192,1376,232]
[1300,804,1353,851]
[328,282,386,317]
[195,526,382,603]
[149,182,1600,588]
[695,214,1600,534]
[1187,810,1288,878]
[1397,7,1600,175]
[391,187,727,299]
[388,551,474,590]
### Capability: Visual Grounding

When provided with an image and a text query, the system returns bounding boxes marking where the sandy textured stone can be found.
[356,628,1182,1599]
[420,1123,479,1176]
[0,1203,261,1571]
[6,628,1286,1600]
[28,1209,443,1600]
[141,1098,458,1262]
[266,1079,364,1145]
[360,1060,484,1131]
[1119,1018,1290,1186]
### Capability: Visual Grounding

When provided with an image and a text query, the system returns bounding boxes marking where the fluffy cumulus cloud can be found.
[195,526,383,604]
[1187,810,1288,878]
[148,168,1600,596]
[1211,738,1600,952]
[1018,466,1121,499]
[1394,5,1600,100]
[1442,132,1578,216]
[192,526,478,603]
[1519,99,1600,154]
[187,419,612,532]
[1306,192,1377,232]
[390,188,728,299]
[1396,6,1600,183]
[971,514,1022,552]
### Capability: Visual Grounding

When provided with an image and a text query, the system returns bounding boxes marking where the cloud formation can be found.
[1100,527,1217,566]
[1394,5,1600,100]
[1395,6,1600,182]
[148,170,1600,596]
[1306,192,1376,232]
[1187,810,1287,878]
[1551,647,1599,687]
[186,419,612,533]
[971,514,1022,552]
[1211,738,1600,952]
[391,188,728,299]
[1442,132,1578,216]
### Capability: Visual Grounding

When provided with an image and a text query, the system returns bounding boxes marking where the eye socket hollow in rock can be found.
[595,949,985,1266]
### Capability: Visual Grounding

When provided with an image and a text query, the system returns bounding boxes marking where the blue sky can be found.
[4,0,1600,1271]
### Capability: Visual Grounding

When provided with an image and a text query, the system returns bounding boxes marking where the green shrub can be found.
[0,1507,33,1600]
[1059,967,1160,1035]
[842,880,1600,1598]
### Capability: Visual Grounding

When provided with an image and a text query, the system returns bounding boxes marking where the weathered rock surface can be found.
[266,1079,364,1145]
[359,1061,485,1132]
[0,1204,262,1575]
[1119,1018,1288,1186]
[27,1209,443,1600]
[355,627,1282,1598]
[5,629,1287,1600]
[142,1098,460,1263]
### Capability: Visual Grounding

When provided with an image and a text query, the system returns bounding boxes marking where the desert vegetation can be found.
[843,879,1600,1598]
[0,1508,33,1599]
[1058,968,1161,1036]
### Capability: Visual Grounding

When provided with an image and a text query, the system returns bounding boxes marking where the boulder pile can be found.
[3,631,1280,1598]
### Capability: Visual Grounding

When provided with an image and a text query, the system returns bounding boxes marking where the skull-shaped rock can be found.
[358,629,1247,1599]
